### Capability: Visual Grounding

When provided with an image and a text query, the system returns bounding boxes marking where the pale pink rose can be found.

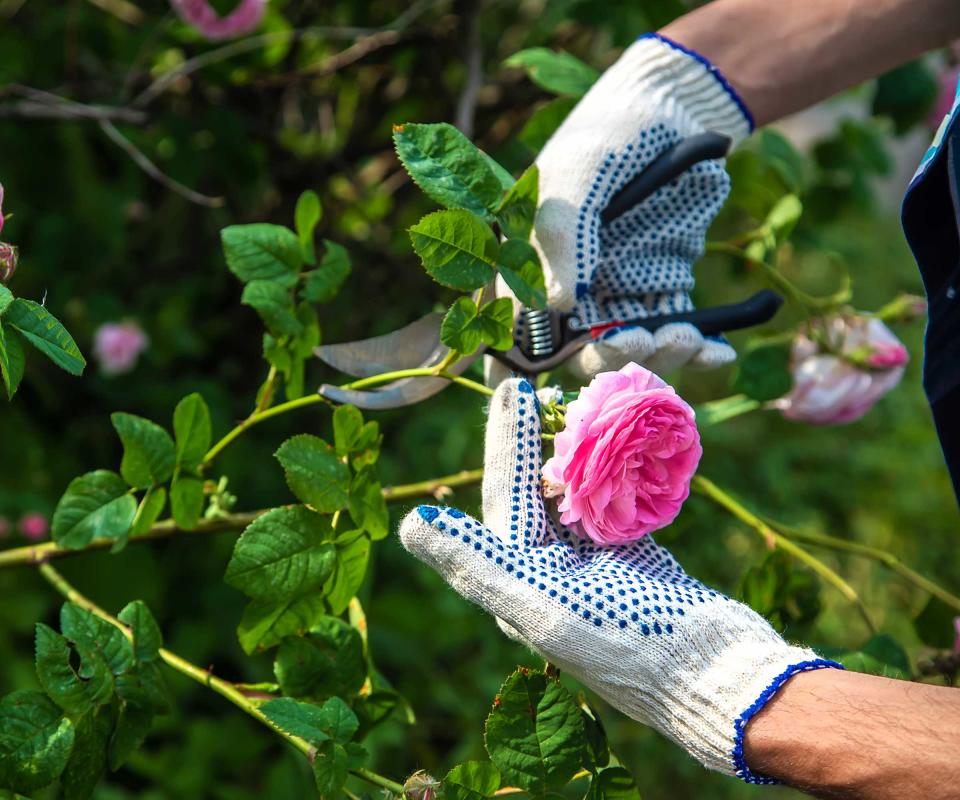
[170,0,267,41]
[18,512,49,541]
[542,362,702,545]
[776,316,908,425]
[92,321,150,376]
[928,65,960,128]
[0,242,16,284]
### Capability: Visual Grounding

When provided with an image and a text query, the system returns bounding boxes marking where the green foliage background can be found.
[0,1,956,798]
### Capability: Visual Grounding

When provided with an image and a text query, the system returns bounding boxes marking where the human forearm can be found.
[743,668,960,798]
[662,0,960,126]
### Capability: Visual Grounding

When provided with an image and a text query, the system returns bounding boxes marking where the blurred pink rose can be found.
[170,0,267,41]
[542,362,702,545]
[929,64,960,128]
[776,316,908,426]
[18,512,49,541]
[0,516,10,539]
[92,321,149,376]
[0,242,16,284]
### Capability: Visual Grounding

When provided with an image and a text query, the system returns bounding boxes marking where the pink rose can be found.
[18,512,49,541]
[92,321,150,376]
[170,0,267,41]
[776,316,908,426]
[542,362,702,545]
[0,242,17,284]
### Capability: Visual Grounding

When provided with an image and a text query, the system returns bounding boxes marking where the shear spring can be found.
[524,308,554,357]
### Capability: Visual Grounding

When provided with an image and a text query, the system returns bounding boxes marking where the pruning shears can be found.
[316,132,783,410]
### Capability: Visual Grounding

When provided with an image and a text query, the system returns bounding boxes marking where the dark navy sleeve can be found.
[901,85,960,505]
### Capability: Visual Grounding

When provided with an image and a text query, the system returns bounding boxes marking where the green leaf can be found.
[478,299,514,351]
[766,194,802,242]
[170,474,204,530]
[496,165,538,241]
[173,393,211,471]
[295,190,322,264]
[737,550,821,634]
[275,434,351,512]
[61,705,115,800]
[111,413,176,489]
[262,697,359,745]
[444,761,501,800]
[221,224,302,287]
[60,603,134,677]
[225,506,337,602]
[440,297,482,355]
[0,690,75,793]
[51,470,137,550]
[274,616,366,700]
[732,341,793,403]
[237,595,327,655]
[484,669,585,794]
[393,123,504,219]
[821,634,911,679]
[4,298,85,376]
[301,240,352,304]
[347,468,388,541]
[118,601,163,663]
[580,702,609,772]
[504,48,599,97]
[0,322,25,400]
[0,285,11,316]
[35,624,112,716]
[913,595,957,650]
[497,240,545,310]
[332,405,362,458]
[408,210,498,291]
[518,97,576,153]
[312,741,349,796]
[129,486,166,539]
[325,533,371,615]
[872,60,939,135]
[241,280,303,337]
[585,767,642,800]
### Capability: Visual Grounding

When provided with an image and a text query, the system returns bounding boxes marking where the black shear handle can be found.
[600,131,732,224]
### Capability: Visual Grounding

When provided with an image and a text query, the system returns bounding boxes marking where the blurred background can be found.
[0,1,957,798]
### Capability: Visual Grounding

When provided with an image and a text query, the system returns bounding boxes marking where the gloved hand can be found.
[399,378,840,783]
[526,33,754,377]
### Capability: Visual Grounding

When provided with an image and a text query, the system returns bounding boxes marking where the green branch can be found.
[692,476,878,635]
[36,563,405,797]
[0,469,487,569]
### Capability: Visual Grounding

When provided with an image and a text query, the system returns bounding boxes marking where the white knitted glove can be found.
[399,378,841,783]
[527,33,754,376]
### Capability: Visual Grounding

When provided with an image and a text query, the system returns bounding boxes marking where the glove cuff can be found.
[616,32,753,144]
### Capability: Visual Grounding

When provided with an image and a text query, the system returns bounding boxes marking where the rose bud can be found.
[0,242,17,284]
[542,362,701,545]
[775,315,908,426]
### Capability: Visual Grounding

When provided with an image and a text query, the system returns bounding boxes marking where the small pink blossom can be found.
[776,316,908,425]
[542,362,702,545]
[170,0,267,41]
[18,513,49,541]
[0,516,10,539]
[92,321,149,376]
[0,242,17,284]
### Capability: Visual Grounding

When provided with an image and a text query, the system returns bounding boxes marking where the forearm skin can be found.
[742,668,960,799]
[662,0,960,126]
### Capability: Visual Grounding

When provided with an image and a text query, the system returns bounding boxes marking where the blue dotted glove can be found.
[526,34,753,376]
[399,379,840,782]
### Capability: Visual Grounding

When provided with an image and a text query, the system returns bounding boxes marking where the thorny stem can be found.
[36,563,405,797]
[691,476,879,635]
[202,368,493,468]
[0,469,487,568]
